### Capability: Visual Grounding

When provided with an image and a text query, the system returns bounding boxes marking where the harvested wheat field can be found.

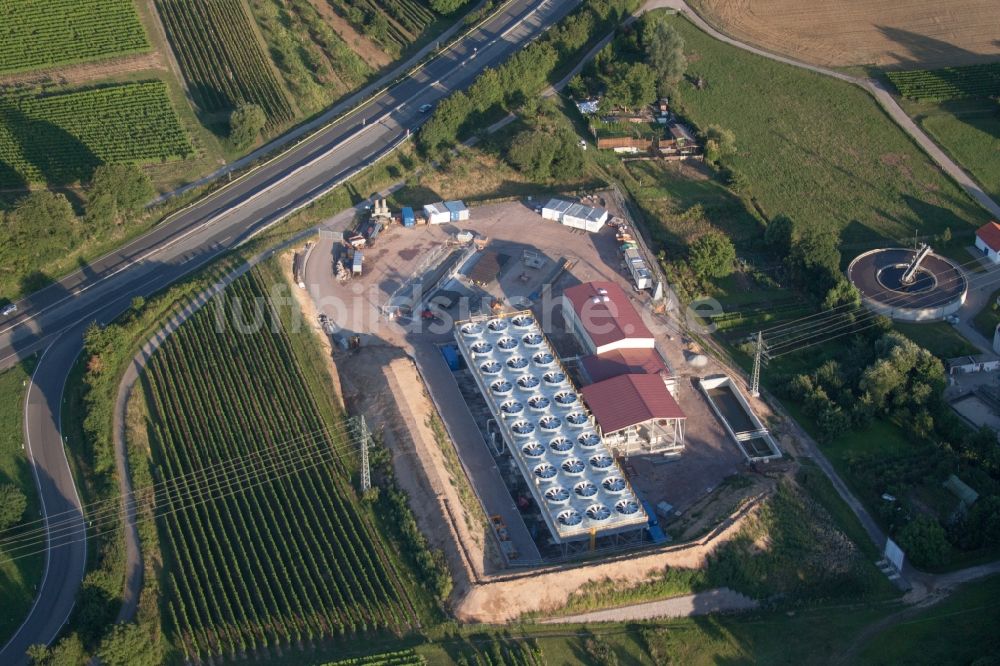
[690,0,1000,69]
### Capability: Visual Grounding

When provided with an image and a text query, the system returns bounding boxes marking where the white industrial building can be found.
[454,312,649,546]
[975,221,1000,264]
[424,200,469,224]
[541,199,608,233]
[562,282,655,355]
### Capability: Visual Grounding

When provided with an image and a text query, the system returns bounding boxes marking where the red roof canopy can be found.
[581,348,667,384]
[581,374,684,434]
[563,281,653,349]
[976,221,1000,251]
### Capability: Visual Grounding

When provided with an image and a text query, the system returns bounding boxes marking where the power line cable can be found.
[763,261,1000,355]
[0,420,374,556]
[0,429,374,566]
[0,419,359,547]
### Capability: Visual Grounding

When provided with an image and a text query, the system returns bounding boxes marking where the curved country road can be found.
[0,1,579,662]
[646,0,1000,220]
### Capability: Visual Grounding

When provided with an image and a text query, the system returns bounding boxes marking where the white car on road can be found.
[1,303,16,316]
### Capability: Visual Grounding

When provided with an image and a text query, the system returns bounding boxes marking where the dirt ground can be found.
[0,51,167,87]
[453,494,765,623]
[690,0,1000,68]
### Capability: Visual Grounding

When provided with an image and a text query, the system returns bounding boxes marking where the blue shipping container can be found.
[402,206,415,227]
[440,345,461,371]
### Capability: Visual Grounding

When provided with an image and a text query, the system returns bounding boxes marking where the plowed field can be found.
[690,0,1000,68]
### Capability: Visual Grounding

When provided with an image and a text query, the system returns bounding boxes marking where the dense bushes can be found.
[783,331,944,443]
[706,481,885,602]
[370,438,452,602]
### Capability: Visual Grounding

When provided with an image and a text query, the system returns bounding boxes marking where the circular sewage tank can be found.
[847,248,967,321]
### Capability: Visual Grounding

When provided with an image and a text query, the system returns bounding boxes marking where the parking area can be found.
[305,197,757,560]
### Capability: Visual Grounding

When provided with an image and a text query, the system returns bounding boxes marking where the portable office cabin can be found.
[540,198,607,233]
[624,248,652,290]
[401,206,415,228]
[444,200,469,221]
[352,251,363,275]
[423,202,450,224]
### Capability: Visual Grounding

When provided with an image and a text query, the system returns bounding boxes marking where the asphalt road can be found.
[0,1,579,661]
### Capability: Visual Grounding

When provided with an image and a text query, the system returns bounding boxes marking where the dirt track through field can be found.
[690,0,1000,68]
[0,52,166,87]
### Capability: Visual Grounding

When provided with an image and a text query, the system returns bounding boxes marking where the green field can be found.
[903,98,1000,205]
[142,271,425,660]
[0,81,191,187]
[0,0,149,75]
[895,321,979,359]
[664,15,986,246]
[157,0,294,128]
[974,288,1000,339]
[0,359,43,647]
[861,574,1000,664]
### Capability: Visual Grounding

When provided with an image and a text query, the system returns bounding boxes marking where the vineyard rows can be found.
[887,63,1000,101]
[0,0,149,75]
[322,648,426,665]
[143,271,417,660]
[157,0,294,125]
[328,0,436,53]
[448,636,545,666]
[0,81,191,186]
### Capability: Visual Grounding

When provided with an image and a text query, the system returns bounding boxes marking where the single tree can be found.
[765,215,795,255]
[703,124,736,163]
[645,20,687,84]
[0,483,27,529]
[98,623,161,666]
[896,515,950,568]
[688,231,736,280]
[229,103,267,148]
[86,164,154,227]
[507,129,555,180]
[8,191,77,251]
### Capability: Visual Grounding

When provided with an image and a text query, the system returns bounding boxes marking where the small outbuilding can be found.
[444,200,470,221]
[946,354,1000,374]
[541,198,608,233]
[423,202,450,224]
[975,221,1000,264]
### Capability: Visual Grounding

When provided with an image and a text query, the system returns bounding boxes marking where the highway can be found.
[0,1,578,661]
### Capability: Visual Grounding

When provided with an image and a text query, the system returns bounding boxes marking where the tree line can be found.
[418,0,640,157]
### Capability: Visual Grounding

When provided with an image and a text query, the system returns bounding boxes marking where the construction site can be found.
[294,190,785,599]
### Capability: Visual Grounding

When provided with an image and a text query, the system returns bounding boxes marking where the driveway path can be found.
[541,587,757,623]
[644,0,1000,221]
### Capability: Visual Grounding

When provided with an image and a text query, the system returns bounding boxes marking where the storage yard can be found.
[301,194,777,570]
